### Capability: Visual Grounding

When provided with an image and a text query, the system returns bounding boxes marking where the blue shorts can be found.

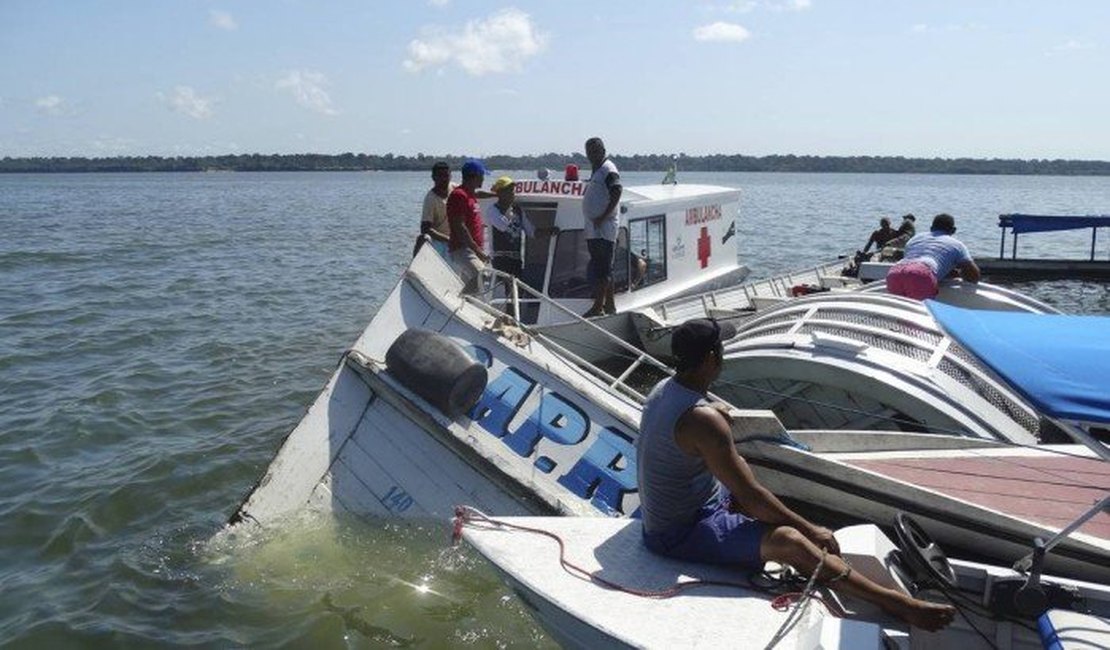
[642,499,766,568]
[586,238,615,284]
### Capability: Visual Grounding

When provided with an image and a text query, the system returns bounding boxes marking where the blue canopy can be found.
[998,214,1110,235]
[927,301,1110,424]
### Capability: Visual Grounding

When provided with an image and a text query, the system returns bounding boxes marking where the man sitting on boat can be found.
[635,318,956,631]
[886,213,980,300]
[861,217,897,254]
[882,214,917,256]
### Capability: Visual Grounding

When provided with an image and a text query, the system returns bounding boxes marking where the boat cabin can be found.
[481,179,745,324]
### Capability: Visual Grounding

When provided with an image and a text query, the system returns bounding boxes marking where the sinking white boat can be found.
[459,513,1110,649]
[478,179,748,324]
[230,248,652,525]
[229,248,1109,582]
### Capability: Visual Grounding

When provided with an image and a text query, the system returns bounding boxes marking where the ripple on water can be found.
[2,171,1107,647]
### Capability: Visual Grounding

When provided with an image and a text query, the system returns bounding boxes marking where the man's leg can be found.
[452,249,483,295]
[598,239,616,314]
[760,526,955,632]
[583,239,606,317]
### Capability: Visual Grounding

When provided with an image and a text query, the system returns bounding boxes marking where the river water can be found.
[1,171,1108,647]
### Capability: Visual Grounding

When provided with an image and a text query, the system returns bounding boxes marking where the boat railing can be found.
[858,279,1063,314]
[467,267,672,403]
[653,258,847,323]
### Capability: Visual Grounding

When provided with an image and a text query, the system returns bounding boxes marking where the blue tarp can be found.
[927,301,1110,424]
[999,214,1110,235]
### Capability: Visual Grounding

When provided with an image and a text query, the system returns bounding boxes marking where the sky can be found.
[2,1,1109,160]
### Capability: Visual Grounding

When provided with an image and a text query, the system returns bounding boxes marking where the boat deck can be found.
[977,258,1110,279]
[840,449,1110,540]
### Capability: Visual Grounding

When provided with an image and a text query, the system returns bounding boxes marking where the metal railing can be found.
[465,267,675,403]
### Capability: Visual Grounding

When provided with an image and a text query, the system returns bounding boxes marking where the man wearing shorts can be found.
[635,318,956,632]
[886,213,980,300]
[582,137,622,317]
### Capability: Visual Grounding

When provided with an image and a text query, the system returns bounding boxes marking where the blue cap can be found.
[461,158,491,177]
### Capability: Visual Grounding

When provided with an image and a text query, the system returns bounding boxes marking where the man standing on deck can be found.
[582,137,622,318]
[447,159,492,293]
[416,161,454,257]
[636,318,957,632]
[886,213,980,300]
[485,176,535,292]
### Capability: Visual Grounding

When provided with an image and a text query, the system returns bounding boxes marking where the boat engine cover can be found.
[385,328,488,419]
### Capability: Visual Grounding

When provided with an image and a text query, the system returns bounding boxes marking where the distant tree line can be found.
[3,152,1110,176]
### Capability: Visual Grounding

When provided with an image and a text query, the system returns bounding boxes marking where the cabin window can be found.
[548,228,629,298]
[516,201,558,293]
[628,215,667,289]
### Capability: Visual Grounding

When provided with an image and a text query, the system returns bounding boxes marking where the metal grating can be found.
[796,324,934,364]
[936,357,1040,434]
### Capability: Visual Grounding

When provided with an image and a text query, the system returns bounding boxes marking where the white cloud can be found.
[35,95,71,116]
[428,0,450,6]
[911,23,928,33]
[404,8,548,76]
[693,22,752,43]
[158,86,214,119]
[721,1,757,12]
[209,10,238,31]
[1050,39,1094,52]
[784,0,812,11]
[276,70,338,115]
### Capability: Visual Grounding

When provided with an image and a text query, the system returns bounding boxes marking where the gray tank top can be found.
[636,378,721,533]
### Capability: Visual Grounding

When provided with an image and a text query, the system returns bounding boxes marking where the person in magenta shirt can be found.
[447,159,492,292]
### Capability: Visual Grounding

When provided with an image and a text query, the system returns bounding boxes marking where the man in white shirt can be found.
[484,176,536,305]
[582,137,622,317]
[417,161,454,257]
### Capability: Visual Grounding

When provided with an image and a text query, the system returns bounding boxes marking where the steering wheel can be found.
[893,513,958,590]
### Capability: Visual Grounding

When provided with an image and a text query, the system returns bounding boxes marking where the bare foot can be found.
[887,595,957,632]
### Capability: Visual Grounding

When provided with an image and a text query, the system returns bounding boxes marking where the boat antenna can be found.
[661,155,677,185]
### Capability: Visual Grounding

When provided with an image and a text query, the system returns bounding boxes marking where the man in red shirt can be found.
[447,159,492,293]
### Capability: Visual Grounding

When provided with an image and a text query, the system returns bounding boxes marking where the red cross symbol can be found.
[697,226,711,268]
